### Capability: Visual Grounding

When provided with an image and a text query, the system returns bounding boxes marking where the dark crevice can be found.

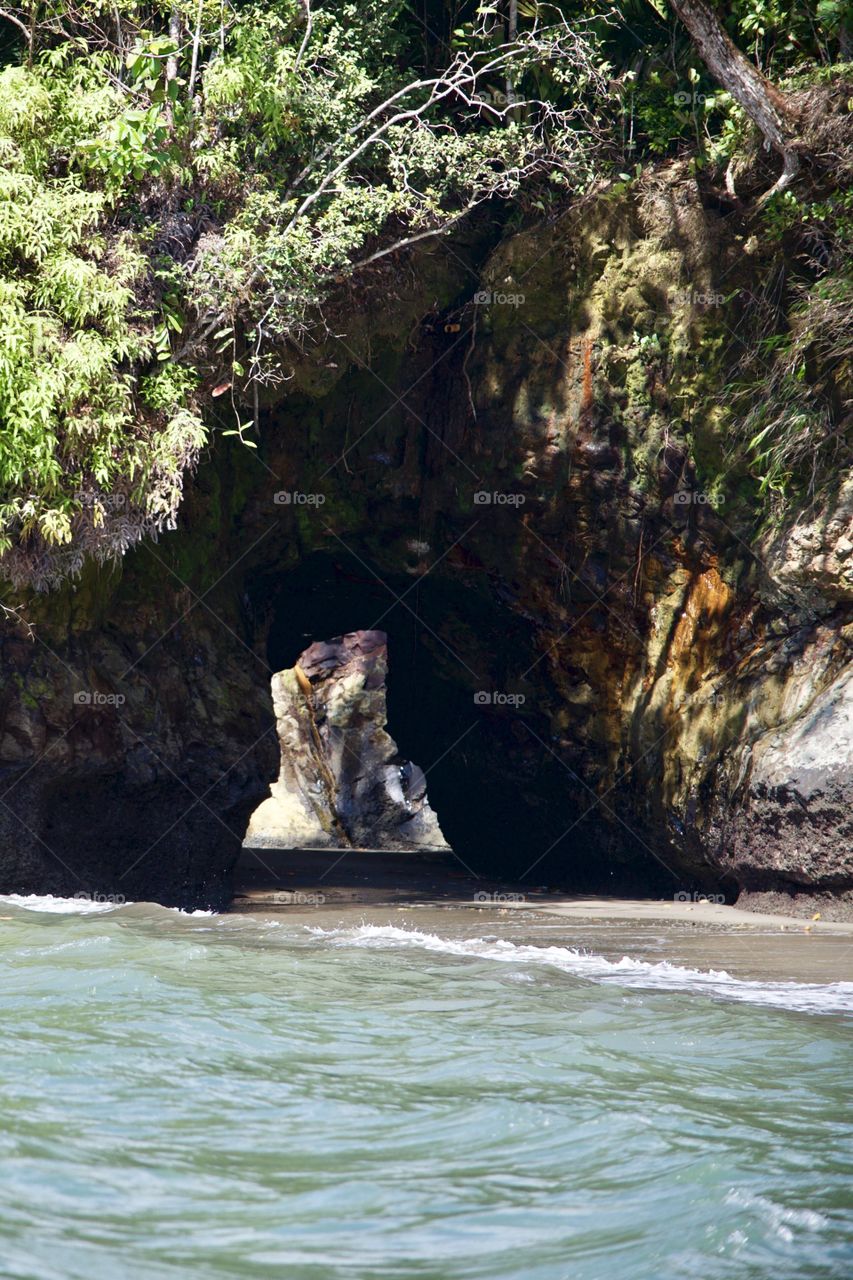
[248,549,676,895]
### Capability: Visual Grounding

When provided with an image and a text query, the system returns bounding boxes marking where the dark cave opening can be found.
[248,550,678,896]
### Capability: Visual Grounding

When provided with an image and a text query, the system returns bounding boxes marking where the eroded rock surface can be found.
[724,664,853,897]
[1,172,851,912]
[245,631,449,852]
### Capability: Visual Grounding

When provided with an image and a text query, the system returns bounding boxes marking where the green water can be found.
[1,898,851,1280]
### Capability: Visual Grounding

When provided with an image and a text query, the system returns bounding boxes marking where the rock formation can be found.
[244,631,450,853]
[1,171,851,913]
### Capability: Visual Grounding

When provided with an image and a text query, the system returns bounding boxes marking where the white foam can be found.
[0,893,128,915]
[725,1189,829,1239]
[0,895,219,918]
[307,923,853,1015]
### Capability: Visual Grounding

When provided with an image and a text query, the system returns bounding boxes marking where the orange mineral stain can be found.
[670,567,733,668]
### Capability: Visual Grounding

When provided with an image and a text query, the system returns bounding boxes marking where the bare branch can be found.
[0,6,32,44]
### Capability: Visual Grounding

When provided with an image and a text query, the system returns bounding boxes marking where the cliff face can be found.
[1,168,850,913]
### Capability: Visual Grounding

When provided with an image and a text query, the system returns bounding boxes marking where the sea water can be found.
[0,896,851,1279]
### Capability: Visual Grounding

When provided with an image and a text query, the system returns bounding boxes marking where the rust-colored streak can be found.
[670,568,733,667]
[580,339,594,426]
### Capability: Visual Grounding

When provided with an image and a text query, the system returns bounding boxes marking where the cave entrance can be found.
[245,550,675,896]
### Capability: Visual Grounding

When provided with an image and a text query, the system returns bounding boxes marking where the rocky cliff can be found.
[1,167,850,913]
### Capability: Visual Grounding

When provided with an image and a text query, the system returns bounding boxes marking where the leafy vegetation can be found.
[726,270,852,505]
[0,1,849,585]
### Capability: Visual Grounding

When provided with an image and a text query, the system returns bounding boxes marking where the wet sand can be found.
[233,846,853,985]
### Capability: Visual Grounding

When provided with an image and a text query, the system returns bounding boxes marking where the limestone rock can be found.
[760,475,853,610]
[244,630,450,852]
[728,666,853,891]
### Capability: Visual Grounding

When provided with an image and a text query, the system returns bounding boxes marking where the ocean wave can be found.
[0,893,215,918]
[307,924,853,1015]
[0,893,127,915]
[724,1189,829,1241]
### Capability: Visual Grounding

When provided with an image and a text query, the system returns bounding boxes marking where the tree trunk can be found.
[165,5,181,125]
[188,0,203,98]
[166,5,181,75]
[669,0,800,199]
[505,0,518,110]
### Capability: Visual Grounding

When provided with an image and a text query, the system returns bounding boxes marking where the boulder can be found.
[244,630,450,852]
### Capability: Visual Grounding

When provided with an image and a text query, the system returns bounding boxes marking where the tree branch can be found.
[0,7,32,44]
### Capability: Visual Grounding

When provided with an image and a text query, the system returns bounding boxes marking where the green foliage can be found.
[628,67,730,157]
[760,186,853,248]
[0,53,204,587]
[140,362,199,413]
[728,275,853,503]
[0,0,849,586]
[730,0,851,73]
[78,104,174,187]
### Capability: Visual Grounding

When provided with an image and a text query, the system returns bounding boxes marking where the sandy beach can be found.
[232,847,853,985]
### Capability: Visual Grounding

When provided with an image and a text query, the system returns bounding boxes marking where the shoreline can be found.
[234,843,853,930]
[227,899,853,986]
[233,884,853,934]
[231,848,853,986]
[3,881,852,987]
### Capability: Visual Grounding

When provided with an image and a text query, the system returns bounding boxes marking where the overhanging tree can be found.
[667,0,801,198]
[0,1,608,590]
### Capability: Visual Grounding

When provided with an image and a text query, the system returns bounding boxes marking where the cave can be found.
[244,548,677,898]
[2,141,848,917]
